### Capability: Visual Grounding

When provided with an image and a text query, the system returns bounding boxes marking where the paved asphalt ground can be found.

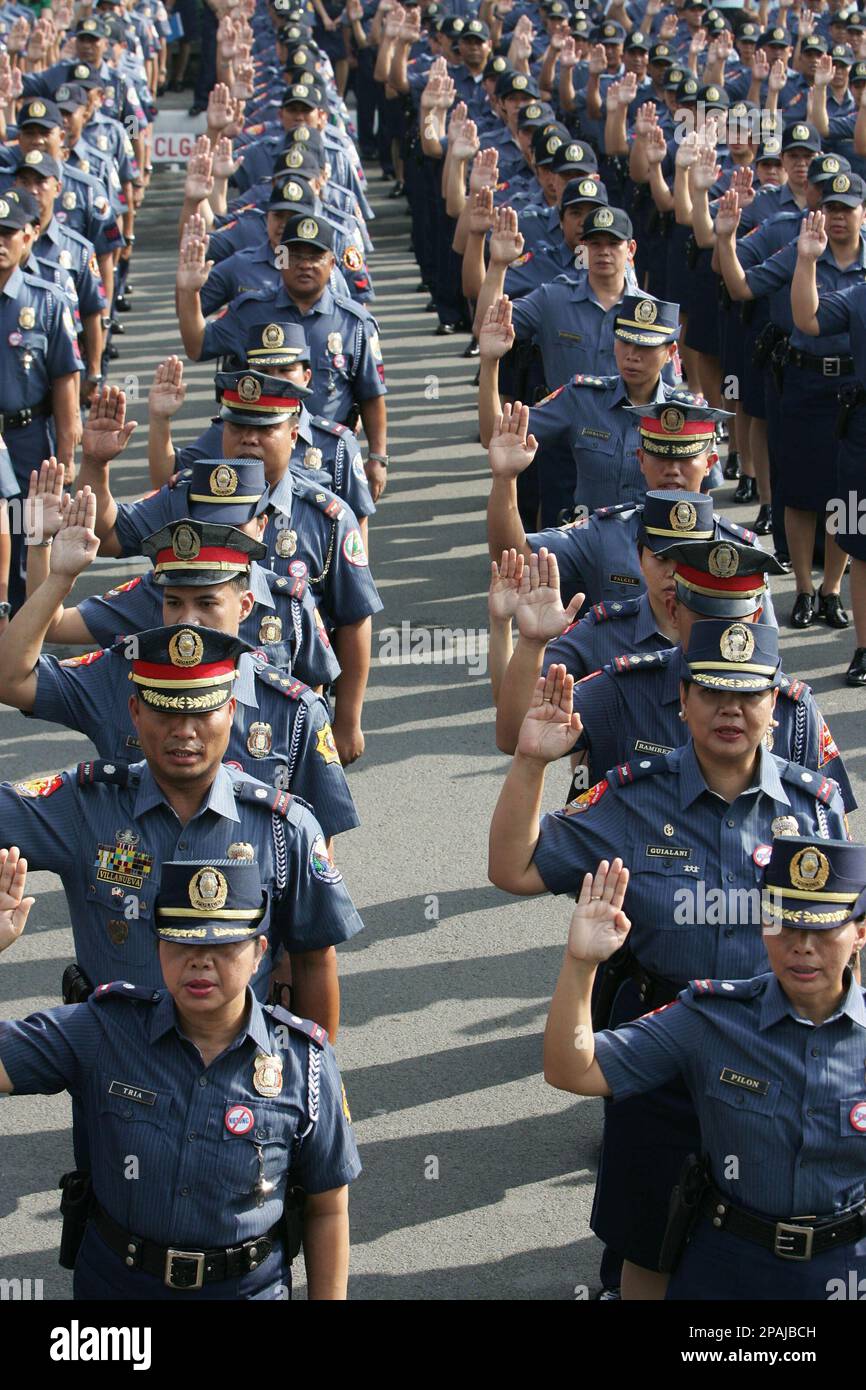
[0,150,864,1302]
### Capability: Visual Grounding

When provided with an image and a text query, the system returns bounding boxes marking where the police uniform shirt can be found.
[30,648,359,835]
[55,167,123,257]
[736,209,804,268]
[532,742,847,982]
[745,235,866,353]
[0,986,361,1248]
[527,375,684,516]
[542,592,672,681]
[113,471,383,631]
[526,504,776,620]
[200,284,385,422]
[0,762,363,990]
[200,235,370,316]
[815,281,866,381]
[179,410,376,519]
[74,563,343,691]
[84,114,140,186]
[35,219,106,320]
[737,181,804,237]
[593,971,866,1218]
[66,137,123,215]
[569,649,857,810]
[510,275,629,387]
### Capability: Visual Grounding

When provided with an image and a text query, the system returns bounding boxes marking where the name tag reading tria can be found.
[108,1080,157,1106]
[719,1068,769,1096]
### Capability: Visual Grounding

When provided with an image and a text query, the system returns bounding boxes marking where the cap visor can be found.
[615,326,676,344]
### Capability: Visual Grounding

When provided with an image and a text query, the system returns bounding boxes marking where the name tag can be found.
[108,1080,157,1106]
[581,428,610,440]
[558,330,583,342]
[634,740,673,755]
[646,845,692,859]
[609,573,640,587]
[719,1067,769,1096]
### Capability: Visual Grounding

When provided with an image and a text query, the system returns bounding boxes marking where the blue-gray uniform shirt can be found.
[568,646,856,810]
[200,284,386,423]
[594,971,866,1218]
[30,650,359,835]
[199,237,363,315]
[177,409,376,519]
[75,562,342,691]
[0,986,361,1246]
[814,280,866,381]
[113,468,383,631]
[542,592,672,680]
[35,218,106,320]
[0,761,363,993]
[533,742,847,981]
[527,374,688,514]
[745,236,866,351]
[527,502,776,622]
[510,274,631,387]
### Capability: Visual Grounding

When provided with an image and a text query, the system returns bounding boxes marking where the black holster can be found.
[281,1184,306,1264]
[837,382,866,440]
[769,335,789,392]
[61,962,93,1005]
[590,943,633,1032]
[751,321,783,368]
[685,235,699,271]
[658,1153,711,1275]
[58,1170,93,1270]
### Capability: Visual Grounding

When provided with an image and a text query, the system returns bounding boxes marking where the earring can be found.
[678,708,686,720]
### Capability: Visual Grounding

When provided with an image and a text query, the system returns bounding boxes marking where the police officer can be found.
[77,383,382,764]
[176,211,388,490]
[544,835,866,1300]
[489,620,848,1299]
[0,853,361,1300]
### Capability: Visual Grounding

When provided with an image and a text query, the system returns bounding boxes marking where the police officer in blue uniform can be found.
[544,834,866,1301]
[0,854,361,1300]
[489,619,848,1299]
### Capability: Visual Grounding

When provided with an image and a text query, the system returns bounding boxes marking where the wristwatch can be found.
[368,452,389,467]
[0,602,11,619]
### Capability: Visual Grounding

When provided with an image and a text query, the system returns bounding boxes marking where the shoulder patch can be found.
[609,752,672,787]
[780,764,839,804]
[59,648,106,668]
[265,1002,327,1046]
[818,717,840,766]
[563,779,609,815]
[536,384,564,406]
[76,759,131,787]
[512,251,533,266]
[92,981,160,1002]
[103,576,143,600]
[13,773,64,798]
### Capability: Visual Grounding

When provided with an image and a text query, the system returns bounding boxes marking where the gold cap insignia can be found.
[525,104,541,118]
[74,64,91,77]
[286,147,305,168]
[670,500,697,531]
[660,406,685,432]
[262,323,285,348]
[566,143,584,160]
[210,464,238,496]
[0,201,9,220]
[793,124,810,140]
[635,299,658,323]
[578,179,598,196]
[546,135,562,154]
[513,74,527,88]
[294,125,310,141]
[171,524,200,560]
[25,150,44,165]
[720,623,755,663]
[189,865,229,911]
[789,847,830,891]
[825,157,840,172]
[832,174,852,192]
[283,180,303,201]
[237,374,262,402]
[706,86,720,100]
[708,542,739,578]
[29,101,47,117]
[168,628,205,668]
[297,217,319,240]
[595,208,614,228]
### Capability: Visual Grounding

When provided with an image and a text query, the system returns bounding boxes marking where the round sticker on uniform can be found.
[224,1104,255,1135]
[753,844,772,867]
[288,559,307,577]
[849,1101,866,1133]
[342,529,367,566]
[309,833,343,884]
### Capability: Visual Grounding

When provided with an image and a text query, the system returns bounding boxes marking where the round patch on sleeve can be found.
[309,833,343,884]
[225,1104,255,1135]
[342,529,368,567]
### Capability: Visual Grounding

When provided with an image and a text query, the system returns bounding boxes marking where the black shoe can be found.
[106,343,120,360]
[733,475,757,504]
[416,282,429,293]
[847,648,866,686]
[115,295,131,313]
[753,504,773,535]
[463,337,480,357]
[774,552,792,573]
[791,591,817,629]
[818,589,850,629]
[187,104,206,117]
[110,318,125,335]
[425,299,437,312]
[723,451,740,481]
[388,181,405,198]
[435,322,457,335]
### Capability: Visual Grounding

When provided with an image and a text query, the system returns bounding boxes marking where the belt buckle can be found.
[164,1248,205,1290]
[773,1222,814,1261]
[823,357,841,377]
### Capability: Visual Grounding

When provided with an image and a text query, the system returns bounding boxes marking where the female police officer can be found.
[544,835,866,1301]
[488,618,848,1300]
[0,851,361,1300]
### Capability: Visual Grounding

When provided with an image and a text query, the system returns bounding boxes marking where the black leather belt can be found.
[93,1203,281,1290]
[702,1186,866,1261]
[787,347,854,377]
[625,954,685,1011]
[0,401,50,431]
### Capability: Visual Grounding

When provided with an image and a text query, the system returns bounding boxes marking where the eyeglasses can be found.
[285,247,328,265]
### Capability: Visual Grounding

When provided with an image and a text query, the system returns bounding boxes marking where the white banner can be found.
[152,131,201,163]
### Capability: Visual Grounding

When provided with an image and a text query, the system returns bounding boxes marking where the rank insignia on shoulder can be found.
[563,779,608,815]
[93,981,159,1001]
[613,753,670,785]
[778,675,809,702]
[781,766,839,804]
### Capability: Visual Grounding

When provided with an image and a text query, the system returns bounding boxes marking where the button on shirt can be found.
[0,762,363,991]
[0,987,361,1246]
[594,971,866,1218]
[532,742,848,981]
[200,284,385,422]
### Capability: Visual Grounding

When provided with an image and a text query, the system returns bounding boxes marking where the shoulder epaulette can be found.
[780,764,839,804]
[570,374,608,387]
[610,649,673,675]
[292,476,343,515]
[686,977,764,1001]
[608,752,672,787]
[77,759,131,787]
[593,501,635,519]
[778,673,811,702]
[92,980,160,1002]
[331,292,368,321]
[265,1002,327,1046]
[589,597,642,624]
[231,776,305,823]
[310,414,345,436]
[715,513,757,545]
[256,665,313,702]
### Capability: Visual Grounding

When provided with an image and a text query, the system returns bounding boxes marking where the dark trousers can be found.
[193,3,218,107]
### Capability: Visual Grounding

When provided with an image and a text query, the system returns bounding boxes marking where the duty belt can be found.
[701,1186,866,1261]
[624,953,685,1010]
[93,1202,282,1290]
[786,347,854,378]
[0,401,50,432]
